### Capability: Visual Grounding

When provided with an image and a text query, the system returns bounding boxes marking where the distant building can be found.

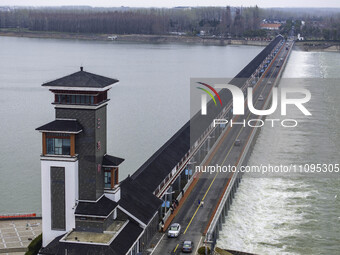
[36,67,162,255]
[169,32,186,36]
[173,6,192,10]
[108,35,118,40]
[260,23,282,31]
[0,7,11,12]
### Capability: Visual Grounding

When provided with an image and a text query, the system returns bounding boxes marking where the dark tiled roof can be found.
[41,239,116,255]
[36,119,83,133]
[75,196,118,217]
[102,154,125,167]
[119,177,162,225]
[109,220,143,254]
[39,220,143,255]
[42,69,118,89]
[131,123,190,194]
[39,235,64,255]
[231,35,283,85]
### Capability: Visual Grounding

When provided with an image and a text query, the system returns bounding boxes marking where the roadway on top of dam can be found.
[152,38,294,255]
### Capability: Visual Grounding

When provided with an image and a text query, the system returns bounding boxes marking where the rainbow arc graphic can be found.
[196,82,223,107]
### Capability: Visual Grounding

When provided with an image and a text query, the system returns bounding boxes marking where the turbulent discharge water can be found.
[216,51,340,254]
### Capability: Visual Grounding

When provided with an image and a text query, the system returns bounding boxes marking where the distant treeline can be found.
[1,6,340,39]
[301,18,340,40]
[0,7,264,37]
[263,7,340,40]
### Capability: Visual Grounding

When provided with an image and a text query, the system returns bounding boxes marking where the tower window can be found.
[104,171,112,189]
[53,90,108,105]
[55,94,95,105]
[42,133,75,157]
[104,167,119,189]
[46,135,71,155]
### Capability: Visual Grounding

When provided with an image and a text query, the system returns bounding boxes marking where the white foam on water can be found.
[217,177,313,255]
[217,50,340,255]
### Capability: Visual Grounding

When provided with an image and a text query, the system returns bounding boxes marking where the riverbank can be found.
[2,29,340,52]
[295,40,340,52]
[0,29,270,46]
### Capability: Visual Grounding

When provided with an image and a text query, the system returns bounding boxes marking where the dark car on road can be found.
[182,241,194,253]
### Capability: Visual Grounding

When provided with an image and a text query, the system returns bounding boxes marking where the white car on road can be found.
[168,223,181,238]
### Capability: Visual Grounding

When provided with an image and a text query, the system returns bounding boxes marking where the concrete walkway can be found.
[0,219,42,254]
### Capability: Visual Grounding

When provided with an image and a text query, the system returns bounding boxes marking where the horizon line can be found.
[2,5,340,9]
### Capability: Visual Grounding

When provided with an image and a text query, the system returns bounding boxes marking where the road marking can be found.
[28,221,36,237]
[202,47,282,234]
[203,54,283,235]
[183,90,256,235]
[209,58,276,168]
[174,243,179,252]
[218,54,278,168]
[195,236,203,254]
[12,222,23,247]
[183,172,218,234]
[200,51,275,172]
[220,125,244,167]
[149,233,165,255]
[201,171,219,201]
[0,229,6,248]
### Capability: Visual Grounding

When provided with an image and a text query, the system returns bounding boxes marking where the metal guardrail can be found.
[205,116,256,241]
[0,213,42,220]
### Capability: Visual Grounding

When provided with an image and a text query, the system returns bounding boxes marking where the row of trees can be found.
[263,8,340,40]
[301,17,340,40]
[0,9,169,34]
[2,6,340,39]
[0,6,265,37]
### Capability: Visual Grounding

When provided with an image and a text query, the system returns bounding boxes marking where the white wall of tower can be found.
[41,159,78,247]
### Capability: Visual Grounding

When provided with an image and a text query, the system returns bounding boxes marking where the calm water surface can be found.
[0,36,261,214]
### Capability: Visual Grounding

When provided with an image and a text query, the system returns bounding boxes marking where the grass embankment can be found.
[0,28,269,46]
[25,234,42,255]
[215,247,234,255]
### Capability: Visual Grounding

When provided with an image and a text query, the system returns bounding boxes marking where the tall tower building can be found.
[36,67,124,246]
[37,68,161,255]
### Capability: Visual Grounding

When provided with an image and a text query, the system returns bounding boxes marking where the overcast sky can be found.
[1,0,340,8]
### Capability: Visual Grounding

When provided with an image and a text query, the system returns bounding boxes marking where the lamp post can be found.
[163,190,175,217]
[187,160,196,182]
[207,135,215,152]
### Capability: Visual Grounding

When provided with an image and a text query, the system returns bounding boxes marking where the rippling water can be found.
[217,50,340,254]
